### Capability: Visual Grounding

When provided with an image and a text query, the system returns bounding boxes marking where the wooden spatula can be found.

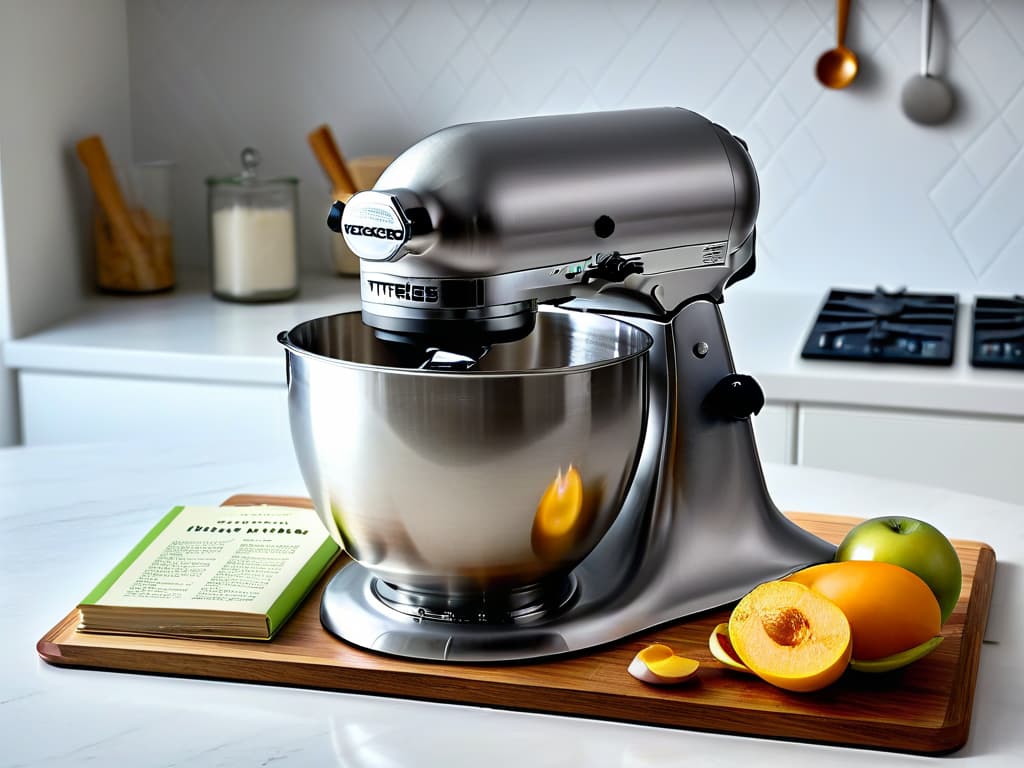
[307,123,358,198]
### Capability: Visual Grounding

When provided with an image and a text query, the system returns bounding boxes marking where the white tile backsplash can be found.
[127,0,1024,295]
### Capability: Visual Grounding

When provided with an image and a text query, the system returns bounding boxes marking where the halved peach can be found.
[729,581,852,693]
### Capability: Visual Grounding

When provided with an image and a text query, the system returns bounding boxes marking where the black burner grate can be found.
[801,287,958,365]
[971,296,1024,369]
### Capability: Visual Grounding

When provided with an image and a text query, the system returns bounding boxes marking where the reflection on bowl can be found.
[531,465,602,562]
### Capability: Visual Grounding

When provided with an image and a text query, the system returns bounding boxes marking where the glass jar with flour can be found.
[206,148,299,302]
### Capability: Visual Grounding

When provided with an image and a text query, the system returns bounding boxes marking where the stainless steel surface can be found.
[319,301,834,661]
[901,0,954,126]
[338,107,759,339]
[283,107,834,661]
[280,308,651,595]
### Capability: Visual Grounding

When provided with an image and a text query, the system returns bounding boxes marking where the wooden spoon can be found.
[75,136,158,287]
[307,124,358,197]
[816,0,859,89]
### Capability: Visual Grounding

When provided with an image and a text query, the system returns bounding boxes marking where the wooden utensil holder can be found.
[76,136,175,293]
[94,206,175,293]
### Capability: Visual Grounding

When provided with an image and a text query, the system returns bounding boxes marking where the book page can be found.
[92,506,331,614]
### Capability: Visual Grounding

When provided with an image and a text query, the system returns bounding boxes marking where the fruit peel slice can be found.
[708,623,753,674]
[628,643,700,685]
[849,636,944,674]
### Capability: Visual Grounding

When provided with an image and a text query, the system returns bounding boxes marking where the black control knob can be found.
[586,253,643,282]
[327,200,345,233]
[703,374,765,420]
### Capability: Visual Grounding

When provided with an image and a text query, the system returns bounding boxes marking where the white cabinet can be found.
[19,371,290,448]
[797,405,1024,505]
[752,402,796,465]
[19,371,1024,506]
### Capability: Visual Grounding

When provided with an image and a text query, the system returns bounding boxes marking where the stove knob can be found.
[703,374,765,421]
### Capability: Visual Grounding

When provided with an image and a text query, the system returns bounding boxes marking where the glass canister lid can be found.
[206,147,298,188]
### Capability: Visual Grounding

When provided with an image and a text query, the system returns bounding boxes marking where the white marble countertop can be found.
[3,273,1023,418]
[1,439,1021,766]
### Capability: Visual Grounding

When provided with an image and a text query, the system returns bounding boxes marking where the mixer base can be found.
[371,574,579,625]
[320,562,578,661]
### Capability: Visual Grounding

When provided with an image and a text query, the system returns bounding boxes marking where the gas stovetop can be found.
[971,296,1024,369]
[801,287,958,365]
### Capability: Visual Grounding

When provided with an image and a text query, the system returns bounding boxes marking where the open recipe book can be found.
[78,505,340,640]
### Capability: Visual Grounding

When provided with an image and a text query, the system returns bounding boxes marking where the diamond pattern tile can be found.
[959,9,1024,108]
[751,29,793,81]
[472,4,518,53]
[753,95,798,151]
[777,126,825,190]
[448,0,488,29]
[777,28,830,117]
[709,60,773,129]
[1006,87,1024,144]
[990,0,1024,51]
[608,0,658,34]
[964,119,1020,188]
[942,47,999,153]
[846,2,886,54]
[629,6,744,110]
[930,160,984,228]
[758,158,801,227]
[774,0,821,55]
[125,0,1024,292]
[954,153,1024,276]
[375,0,414,27]
[712,2,769,50]
[449,39,487,88]
[860,0,913,38]
[592,6,680,108]
[392,2,467,84]
[944,0,990,41]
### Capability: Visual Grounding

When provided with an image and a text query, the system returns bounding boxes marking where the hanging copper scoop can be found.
[816,0,859,89]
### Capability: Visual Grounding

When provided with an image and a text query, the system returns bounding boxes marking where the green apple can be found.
[836,517,962,623]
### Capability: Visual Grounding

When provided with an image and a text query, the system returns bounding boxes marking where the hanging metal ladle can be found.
[901,0,954,125]
[816,0,859,89]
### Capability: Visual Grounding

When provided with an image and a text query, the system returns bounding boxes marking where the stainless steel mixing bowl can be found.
[279,308,651,597]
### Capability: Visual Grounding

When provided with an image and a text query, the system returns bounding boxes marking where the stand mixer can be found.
[279,107,834,662]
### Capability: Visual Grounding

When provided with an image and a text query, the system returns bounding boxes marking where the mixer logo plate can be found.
[344,224,404,241]
[341,192,409,261]
[365,279,440,303]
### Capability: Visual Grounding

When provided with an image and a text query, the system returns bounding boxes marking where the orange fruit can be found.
[785,561,941,661]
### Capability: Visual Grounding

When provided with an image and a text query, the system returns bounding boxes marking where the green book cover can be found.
[79,504,340,640]
[81,506,186,605]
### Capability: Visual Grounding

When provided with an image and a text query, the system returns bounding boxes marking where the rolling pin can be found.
[75,136,158,288]
[307,124,358,198]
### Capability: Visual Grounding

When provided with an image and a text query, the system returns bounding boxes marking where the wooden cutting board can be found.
[38,495,996,755]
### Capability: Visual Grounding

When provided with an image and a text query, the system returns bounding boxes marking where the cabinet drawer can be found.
[752,402,796,465]
[798,405,1024,505]
[19,371,290,447]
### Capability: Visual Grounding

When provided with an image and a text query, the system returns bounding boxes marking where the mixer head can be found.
[328,107,760,350]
